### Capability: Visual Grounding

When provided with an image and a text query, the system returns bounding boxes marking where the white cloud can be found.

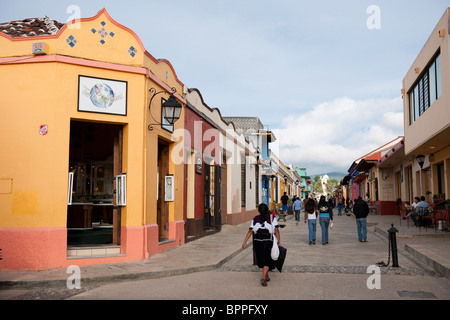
[272,96,403,174]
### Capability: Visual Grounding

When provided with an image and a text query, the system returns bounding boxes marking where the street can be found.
[3,211,450,301]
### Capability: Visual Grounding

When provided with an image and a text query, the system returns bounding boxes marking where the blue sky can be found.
[1,1,448,174]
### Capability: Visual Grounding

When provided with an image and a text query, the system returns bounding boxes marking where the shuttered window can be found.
[409,51,441,125]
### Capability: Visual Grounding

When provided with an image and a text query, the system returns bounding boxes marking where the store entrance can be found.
[67,121,122,247]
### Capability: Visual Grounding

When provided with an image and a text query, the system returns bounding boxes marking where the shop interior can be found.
[67,120,121,246]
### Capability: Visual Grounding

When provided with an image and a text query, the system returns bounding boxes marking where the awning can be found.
[354,159,377,172]
[353,173,366,184]
[342,174,351,185]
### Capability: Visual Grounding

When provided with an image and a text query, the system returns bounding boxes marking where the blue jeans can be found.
[307,219,316,243]
[295,210,301,221]
[356,218,367,241]
[410,212,422,225]
[319,216,330,244]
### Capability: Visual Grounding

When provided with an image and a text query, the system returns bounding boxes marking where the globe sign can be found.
[89,83,115,109]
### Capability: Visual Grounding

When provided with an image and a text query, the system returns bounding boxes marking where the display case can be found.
[67,157,114,230]
[69,157,114,204]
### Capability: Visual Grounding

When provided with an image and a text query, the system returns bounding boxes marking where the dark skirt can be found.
[254,232,276,270]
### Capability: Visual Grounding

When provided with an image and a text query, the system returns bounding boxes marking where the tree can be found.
[312,176,322,193]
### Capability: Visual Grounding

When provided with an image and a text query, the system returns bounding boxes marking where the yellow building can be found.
[0,9,186,270]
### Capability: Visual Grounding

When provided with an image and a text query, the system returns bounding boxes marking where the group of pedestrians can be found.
[242,195,371,286]
[303,196,333,245]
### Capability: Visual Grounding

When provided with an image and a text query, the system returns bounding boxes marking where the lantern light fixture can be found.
[148,87,182,131]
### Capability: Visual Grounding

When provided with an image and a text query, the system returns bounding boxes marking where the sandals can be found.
[260,278,270,286]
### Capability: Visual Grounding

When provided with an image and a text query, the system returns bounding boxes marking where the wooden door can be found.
[157,142,170,241]
[204,163,211,228]
[214,164,221,228]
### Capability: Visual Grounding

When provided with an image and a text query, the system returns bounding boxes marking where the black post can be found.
[388,224,399,267]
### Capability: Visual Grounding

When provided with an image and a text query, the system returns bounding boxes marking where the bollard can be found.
[388,224,399,267]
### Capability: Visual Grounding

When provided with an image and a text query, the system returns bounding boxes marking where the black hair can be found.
[319,195,326,204]
[305,198,316,213]
[258,203,269,219]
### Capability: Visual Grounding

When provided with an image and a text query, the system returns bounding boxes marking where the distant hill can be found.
[310,172,347,181]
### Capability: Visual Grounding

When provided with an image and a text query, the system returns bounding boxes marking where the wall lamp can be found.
[416,155,425,169]
[148,87,182,131]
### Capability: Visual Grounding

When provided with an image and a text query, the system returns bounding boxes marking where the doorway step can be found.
[67,244,124,259]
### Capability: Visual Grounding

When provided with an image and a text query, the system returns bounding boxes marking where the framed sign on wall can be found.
[78,75,128,116]
[165,175,174,202]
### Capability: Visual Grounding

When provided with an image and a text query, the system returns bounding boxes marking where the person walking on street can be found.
[304,198,317,244]
[242,203,280,287]
[337,198,344,216]
[353,196,369,242]
[281,192,289,217]
[293,196,303,224]
[317,196,333,245]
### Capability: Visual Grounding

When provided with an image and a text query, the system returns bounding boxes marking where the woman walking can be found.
[242,203,280,286]
[304,198,317,245]
[317,196,333,245]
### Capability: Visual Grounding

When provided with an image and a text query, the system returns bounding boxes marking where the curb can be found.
[373,225,449,279]
[0,243,251,290]
[404,244,450,281]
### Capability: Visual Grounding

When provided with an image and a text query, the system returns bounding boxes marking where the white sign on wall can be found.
[78,75,128,116]
[165,175,174,202]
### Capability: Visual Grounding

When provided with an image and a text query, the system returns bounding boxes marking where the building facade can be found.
[402,7,450,204]
[0,9,186,270]
[296,168,312,199]
[186,92,260,229]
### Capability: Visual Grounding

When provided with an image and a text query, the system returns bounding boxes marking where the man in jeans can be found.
[353,196,369,242]
[293,196,303,224]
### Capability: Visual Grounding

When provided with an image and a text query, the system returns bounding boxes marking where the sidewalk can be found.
[370,213,450,280]
[1,212,450,289]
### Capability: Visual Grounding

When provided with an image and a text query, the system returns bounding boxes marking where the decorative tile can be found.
[128,46,137,57]
[66,35,78,47]
[91,21,115,45]
[97,27,108,38]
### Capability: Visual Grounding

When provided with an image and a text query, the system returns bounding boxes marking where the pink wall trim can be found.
[0,227,67,270]
[0,55,186,104]
[227,208,257,226]
[144,221,185,256]
[0,222,185,271]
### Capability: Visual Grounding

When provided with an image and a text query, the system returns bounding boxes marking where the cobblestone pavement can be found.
[219,211,444,278]
[1,209,450,300]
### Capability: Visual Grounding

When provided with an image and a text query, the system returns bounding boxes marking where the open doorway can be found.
[67,121,122,247]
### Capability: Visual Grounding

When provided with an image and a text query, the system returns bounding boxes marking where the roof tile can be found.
[0,16,64,38]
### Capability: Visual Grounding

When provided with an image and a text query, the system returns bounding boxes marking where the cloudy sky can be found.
[1,1,447,174]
